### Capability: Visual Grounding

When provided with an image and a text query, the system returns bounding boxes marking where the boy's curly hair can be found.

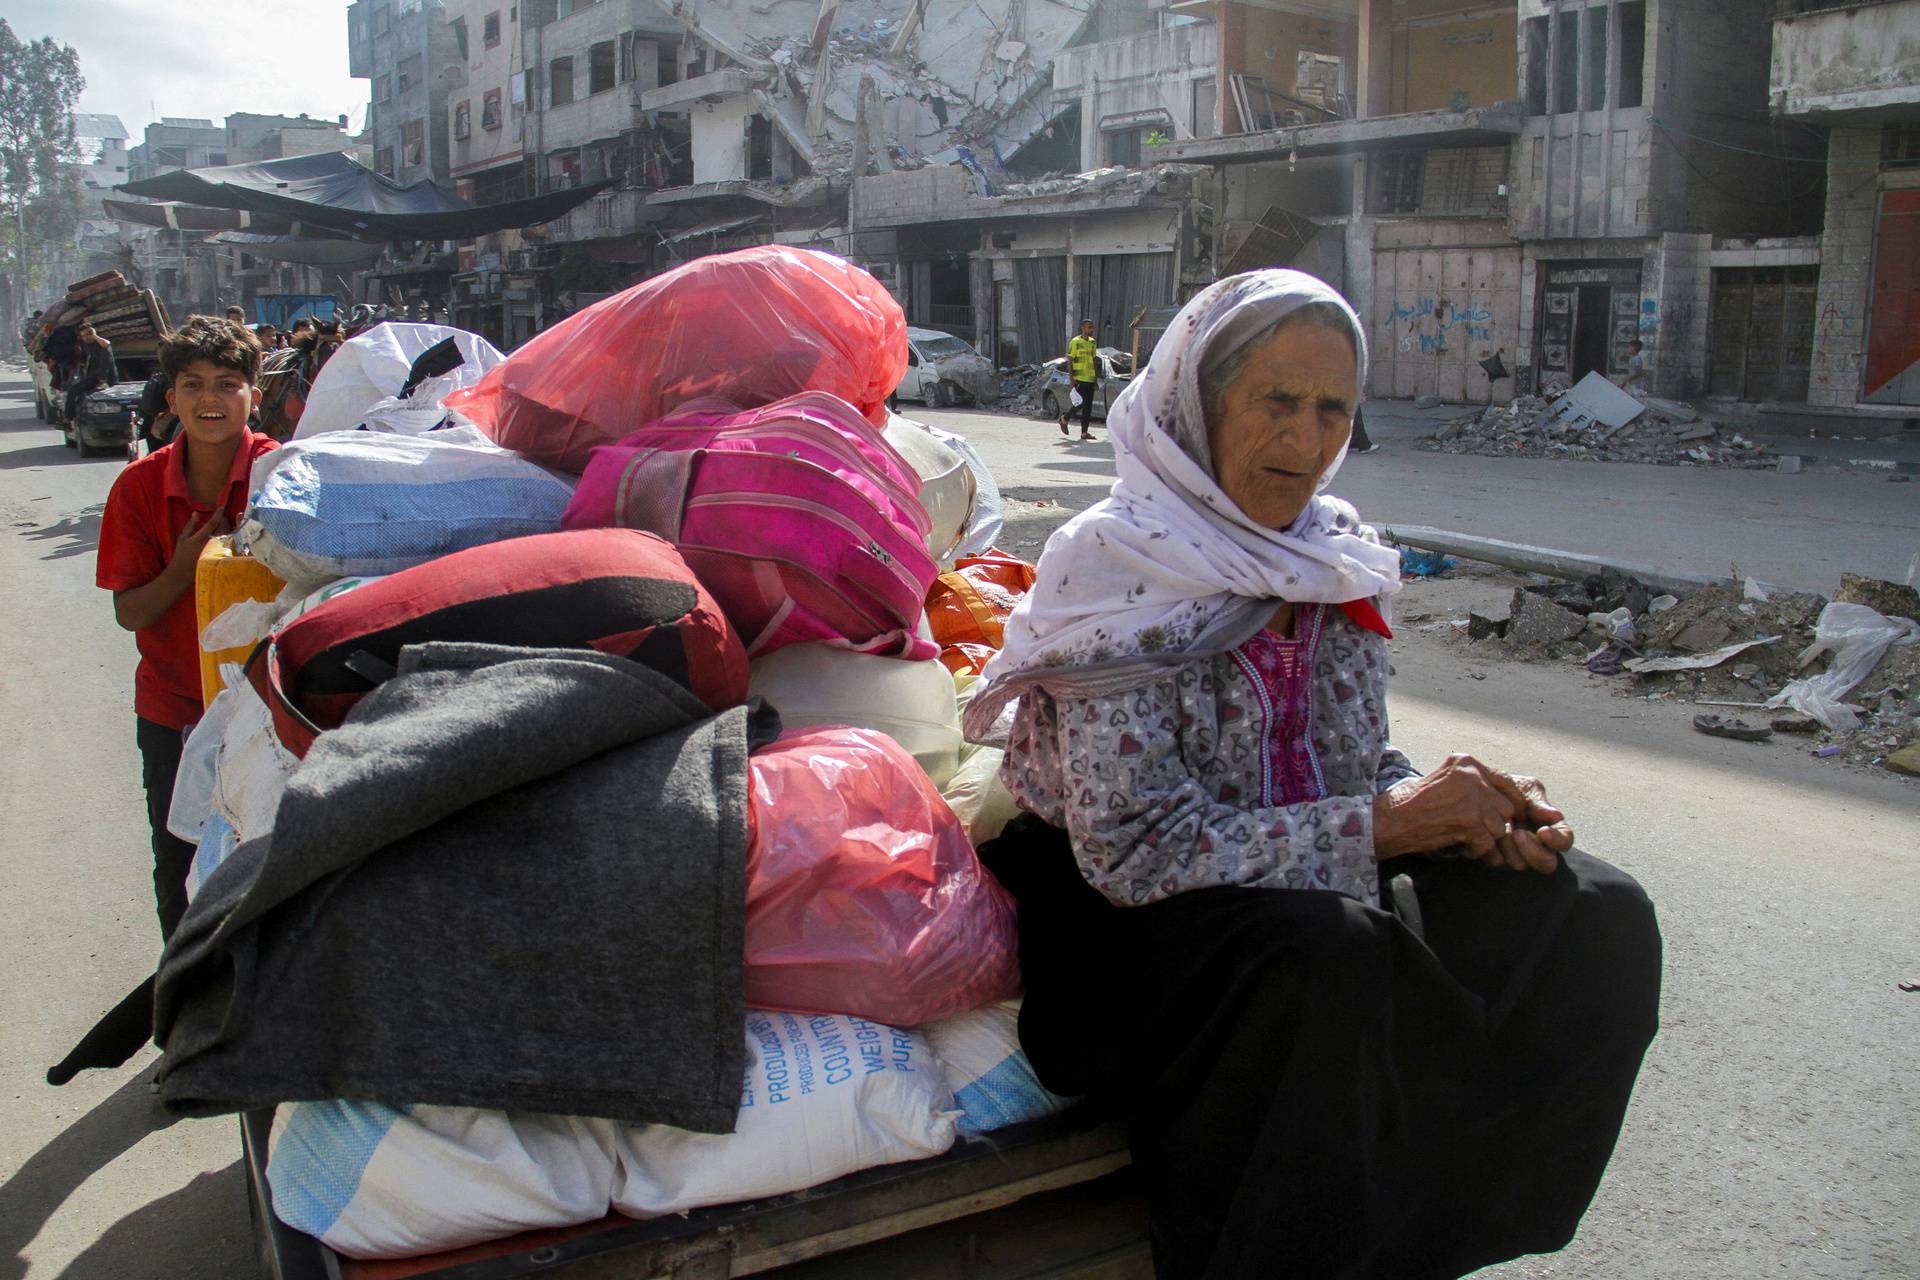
[159,315,264,382]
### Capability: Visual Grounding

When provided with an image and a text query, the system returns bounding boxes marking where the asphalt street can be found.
[1,369,1915,1278]
[908,400,1920,594]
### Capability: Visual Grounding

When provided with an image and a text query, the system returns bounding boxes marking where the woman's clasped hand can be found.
[1372,753,1574,872]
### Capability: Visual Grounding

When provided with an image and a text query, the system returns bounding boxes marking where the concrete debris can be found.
[665,0,1096,181]
[1449,566,1920,776]
[1421,386,1774,470]
[1833,573,1920,624]
[1414,395,1443,410]
[1504,589,1587,649]
[1886,742,1920,776]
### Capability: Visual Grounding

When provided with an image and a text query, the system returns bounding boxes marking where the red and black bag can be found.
[248,528,749,757]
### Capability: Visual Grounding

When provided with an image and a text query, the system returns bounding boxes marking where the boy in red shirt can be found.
[96,316,279,940]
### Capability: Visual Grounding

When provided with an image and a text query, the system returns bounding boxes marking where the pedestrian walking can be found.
[1058,318,1099,441]
[1350,403,1379,453]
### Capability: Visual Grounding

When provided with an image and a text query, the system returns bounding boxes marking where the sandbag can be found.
[919,1000,1075,1134]
[240,426,574,589]
[884,414,975,563]
[268,1100,621,1260]
[295,322,505,438]
[747,643,962,787]
[612,1011,956,1217]
[255,529,748,756]
[745,727,1020,1025]
[448,246,907,472]
[565,393,937,661]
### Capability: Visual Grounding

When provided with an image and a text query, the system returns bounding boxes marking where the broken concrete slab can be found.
[1540,371,1647,432]
[1467,612,1506,641]
[1506,589,1587,648]
[1674,425,1718,442]
[1833,573,1920,624]
[1886,742,1920,777]
[1637,395,1699,423]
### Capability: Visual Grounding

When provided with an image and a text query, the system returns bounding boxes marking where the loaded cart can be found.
[241,1112,1146,1280]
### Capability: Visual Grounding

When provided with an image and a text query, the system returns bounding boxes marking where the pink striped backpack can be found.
[564,392,939,660]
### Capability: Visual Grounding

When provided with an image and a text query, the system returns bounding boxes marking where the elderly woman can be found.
[965,271,1660,1279]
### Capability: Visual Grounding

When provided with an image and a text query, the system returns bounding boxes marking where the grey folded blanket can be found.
[154,642,754,1133]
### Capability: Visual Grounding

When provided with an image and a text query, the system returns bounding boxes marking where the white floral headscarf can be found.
[962,270,1403,741]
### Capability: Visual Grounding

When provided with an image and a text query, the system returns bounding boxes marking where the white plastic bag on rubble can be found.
[919,1001,1074,1135]
[239,426,575,590]
[295,322,505,439]
[612,1011,958,1217]
[211,675,299,843]
[167,679,244,843]
[747,642,963,787]
[1765,601,1920,731]
[268,1101,621,1260]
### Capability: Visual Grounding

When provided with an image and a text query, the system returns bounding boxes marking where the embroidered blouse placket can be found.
[1229,604,1329,809]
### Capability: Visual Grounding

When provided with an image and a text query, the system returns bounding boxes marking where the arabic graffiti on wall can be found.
[1384,296,1496,355]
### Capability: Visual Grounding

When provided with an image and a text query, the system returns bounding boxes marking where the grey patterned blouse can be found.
[1000,602,1420,908]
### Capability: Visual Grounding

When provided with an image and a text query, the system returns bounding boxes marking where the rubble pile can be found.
[1462,570,1920,774]
[1425,395,1773,469]
[997,364,1050,414]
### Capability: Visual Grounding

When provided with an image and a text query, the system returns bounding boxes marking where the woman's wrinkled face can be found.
[1206,321,1357,530]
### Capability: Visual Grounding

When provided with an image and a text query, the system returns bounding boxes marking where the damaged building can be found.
[1772,0,1920,424]
[1127,0,1824,404]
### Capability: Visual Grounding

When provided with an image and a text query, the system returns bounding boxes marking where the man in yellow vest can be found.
[1059,318,1100,441]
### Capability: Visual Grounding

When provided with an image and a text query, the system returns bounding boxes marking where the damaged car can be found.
[894,328,998,408]
[1037,346,1134,422]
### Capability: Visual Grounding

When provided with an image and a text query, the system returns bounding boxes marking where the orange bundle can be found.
[926,553,1037,676]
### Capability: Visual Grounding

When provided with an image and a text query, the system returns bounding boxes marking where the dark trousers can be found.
[65,378,100,423]
[1072,380,1097,433]
[1350,407,1374,452]
[137,717,197,941]
[981,820,1661,1280]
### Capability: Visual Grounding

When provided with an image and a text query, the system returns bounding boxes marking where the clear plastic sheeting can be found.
[448,246,908,472]
[745,727,1020,1027]
[1765,602,1920,731]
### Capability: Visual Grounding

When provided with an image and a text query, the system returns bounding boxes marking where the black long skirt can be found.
[977,819,1662,1280]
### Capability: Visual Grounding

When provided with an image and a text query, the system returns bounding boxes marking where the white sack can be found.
[919,1000,1075,1134]
[295,323,504,439]
[612,1011,957,1217]
[885,414,976,562]
[747,644,963,787]
[240,426,574,590]
[269,1101,621,1260]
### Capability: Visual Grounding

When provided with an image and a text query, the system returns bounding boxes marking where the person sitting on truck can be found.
[225,305,247,326]
[64,323,117,422]
[96,316,279,943]
[967,270,1660,1280]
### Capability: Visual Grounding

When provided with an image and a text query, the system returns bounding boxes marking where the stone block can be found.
[1506,589,1587,649]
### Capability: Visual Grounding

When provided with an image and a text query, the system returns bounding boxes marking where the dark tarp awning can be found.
[115,151,619,241]
[103,198,299,235]
[206,232,388,268]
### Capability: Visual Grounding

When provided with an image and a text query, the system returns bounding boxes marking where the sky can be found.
[9,0,367,146]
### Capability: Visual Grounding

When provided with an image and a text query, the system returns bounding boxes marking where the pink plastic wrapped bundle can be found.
[745,727,1021,1026]
[446,246,909,472]
[564,392,938,660]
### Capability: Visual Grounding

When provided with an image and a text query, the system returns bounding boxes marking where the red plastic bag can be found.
[446,246,908,472]
[745,727,1021,1026]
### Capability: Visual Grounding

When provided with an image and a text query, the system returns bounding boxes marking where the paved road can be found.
[908,401,1920,594]
[2,369,1915,1278]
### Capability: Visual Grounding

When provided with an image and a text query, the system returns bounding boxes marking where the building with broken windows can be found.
[350,0,462,184]
[1772,0,1920,421]
[1117,0,1823,406]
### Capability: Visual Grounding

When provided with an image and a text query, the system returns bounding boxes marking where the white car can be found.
[894,328,997,408]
